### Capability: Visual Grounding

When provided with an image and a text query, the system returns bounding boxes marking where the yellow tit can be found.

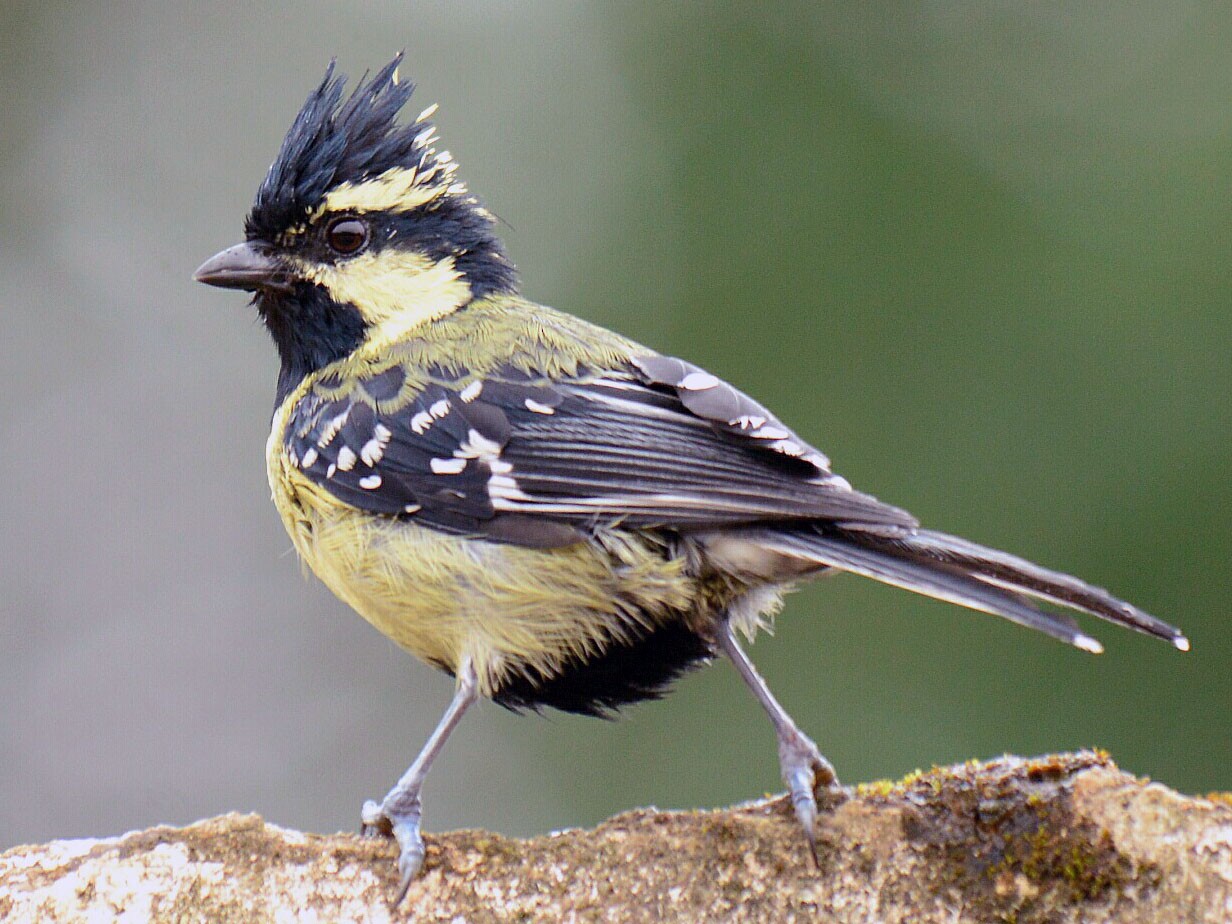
[196,55,1188,896]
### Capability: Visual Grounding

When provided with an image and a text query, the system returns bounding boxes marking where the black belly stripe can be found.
[490,619,714,716]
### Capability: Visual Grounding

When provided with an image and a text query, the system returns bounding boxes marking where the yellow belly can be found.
[267,449,697,695]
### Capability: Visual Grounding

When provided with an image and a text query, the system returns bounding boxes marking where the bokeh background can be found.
[2,3,1229,850]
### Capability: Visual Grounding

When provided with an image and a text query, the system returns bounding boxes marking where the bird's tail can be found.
[740,525,1188,652]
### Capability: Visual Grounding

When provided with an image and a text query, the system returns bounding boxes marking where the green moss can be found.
[856,778,896,798]
[899,753,1157,923]
[899,768,928,787]
[984,809,1149,912]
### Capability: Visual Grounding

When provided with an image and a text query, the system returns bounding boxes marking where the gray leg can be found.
[716,621,838,863]
[361,659,479,901]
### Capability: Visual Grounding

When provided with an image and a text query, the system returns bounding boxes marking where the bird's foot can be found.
[777,727,840,865]
[360,797,426,905]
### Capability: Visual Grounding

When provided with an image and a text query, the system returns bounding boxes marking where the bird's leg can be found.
[716,620,839,863]
[361,658,478,901]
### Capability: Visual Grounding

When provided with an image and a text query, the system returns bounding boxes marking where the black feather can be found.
[858,529,1187,646]
[492,619,713,716]
[284,359,916,544]
[282,352,919,548]
[260,282,367,407]
[243,55,517,299]
[741,524,1186,650]
[747,526,1096,648]
[382,202,517,298]
[246,57,420,239]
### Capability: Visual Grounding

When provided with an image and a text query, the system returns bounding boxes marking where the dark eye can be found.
[325,217,369,255]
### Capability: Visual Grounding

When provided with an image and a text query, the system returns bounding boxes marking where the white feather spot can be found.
[755,426,791,441]
[300,447,318,469]
[488,459,513,474]
[360,438,385,466]
[337,446,357,471]
[360,425,392,467]
[403,503,423,514]
[1074,634,1105,654]
[1174,635,1191,652]
[732,415,767,430]
[359,474,382,490]
[410,410,433,434]
[589,378,642,391]
[488,473,533,502]
[414,103,439,124]
[679,371,721,390]
[524,398,555,415]
[430,457,467,475]
[458,431,505,460]
[326,463,337,479]
[429,399,450,419]
[317,409,351,447]
[460,381,484,402]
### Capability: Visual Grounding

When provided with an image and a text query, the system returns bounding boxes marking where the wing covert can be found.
[283,354,917,547]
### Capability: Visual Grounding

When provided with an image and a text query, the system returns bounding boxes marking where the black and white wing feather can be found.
[283,354,917,546]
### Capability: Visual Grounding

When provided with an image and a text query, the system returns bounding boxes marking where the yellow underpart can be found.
[267,445,697,693]
[298,249,472,347]
[316,166,449,217]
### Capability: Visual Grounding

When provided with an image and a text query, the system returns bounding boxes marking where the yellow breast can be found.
[265,397,696,694]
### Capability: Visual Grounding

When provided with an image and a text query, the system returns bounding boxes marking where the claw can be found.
[785,766,819,863]
[778,727,839,865]
[390,815,426,907]
[361,799,428,906]
[394,867,417,909]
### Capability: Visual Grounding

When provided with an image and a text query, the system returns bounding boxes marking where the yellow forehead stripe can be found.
[316,167,446,217]
[299,248,472,344]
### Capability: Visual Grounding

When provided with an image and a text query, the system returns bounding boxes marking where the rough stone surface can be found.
[2,752,1229,922]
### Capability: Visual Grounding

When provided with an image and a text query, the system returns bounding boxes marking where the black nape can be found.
[383,198,517,298]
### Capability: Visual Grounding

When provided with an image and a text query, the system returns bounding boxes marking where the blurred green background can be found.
[1,3,1228,850]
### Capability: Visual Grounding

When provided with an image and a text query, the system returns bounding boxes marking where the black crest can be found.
[245,54,440,240]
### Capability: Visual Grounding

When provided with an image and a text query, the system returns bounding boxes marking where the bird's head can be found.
[195,55,515,398]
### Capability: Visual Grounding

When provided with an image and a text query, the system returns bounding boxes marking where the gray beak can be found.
[194,242,286,291]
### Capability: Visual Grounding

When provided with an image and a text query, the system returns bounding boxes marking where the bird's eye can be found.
[325,217,369,255]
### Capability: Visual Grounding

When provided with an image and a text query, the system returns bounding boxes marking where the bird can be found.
[195,55,1188,899]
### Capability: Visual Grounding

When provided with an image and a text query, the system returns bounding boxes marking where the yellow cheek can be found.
[300,249,472,343]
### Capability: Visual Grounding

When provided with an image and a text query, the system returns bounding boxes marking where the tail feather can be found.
[746,526,1187,652]
[891,530,1187,647]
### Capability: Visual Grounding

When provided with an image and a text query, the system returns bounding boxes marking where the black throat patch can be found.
[259,283,367,407]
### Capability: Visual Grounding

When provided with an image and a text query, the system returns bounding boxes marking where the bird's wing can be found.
[282,354,918,547]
